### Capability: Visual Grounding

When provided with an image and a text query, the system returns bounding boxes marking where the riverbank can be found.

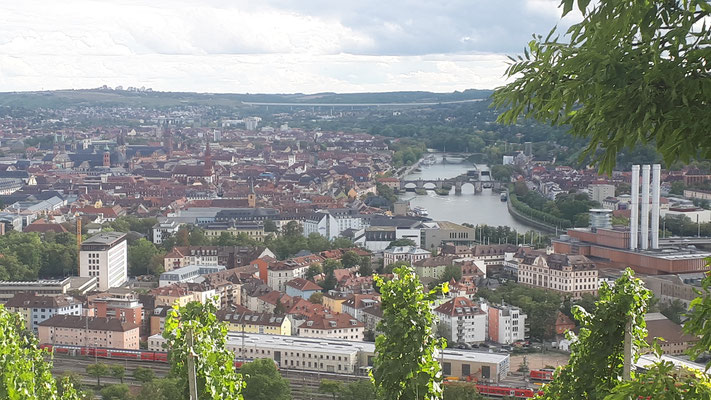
[506,192,560,234]
[396,158,424,178]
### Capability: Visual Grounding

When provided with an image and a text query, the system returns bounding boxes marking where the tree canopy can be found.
[239,358,290,400]
[163,300,244,400]
[371,266,448,400]
[0,305,82,399]
[540,268,651,399]
[493,0,711,172]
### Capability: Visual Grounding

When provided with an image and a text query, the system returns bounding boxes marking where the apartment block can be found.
[487,304,527,345]
[38,315,140,349]
[6,293,82,334]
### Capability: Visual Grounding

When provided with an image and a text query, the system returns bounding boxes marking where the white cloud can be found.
[0,0,575,92]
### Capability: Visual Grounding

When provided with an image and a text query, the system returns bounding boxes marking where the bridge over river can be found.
[400,168,495,194]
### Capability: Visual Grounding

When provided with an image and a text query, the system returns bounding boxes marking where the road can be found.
[242,99,485,107]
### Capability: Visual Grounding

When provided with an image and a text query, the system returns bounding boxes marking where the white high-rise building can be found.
[80,232,128,291]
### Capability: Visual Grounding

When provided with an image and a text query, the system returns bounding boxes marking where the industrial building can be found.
[553,165,711,275]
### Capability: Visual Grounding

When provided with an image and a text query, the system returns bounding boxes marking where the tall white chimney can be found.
[651,164,661,249]
[630,165,640,250]
[641,165,651,250]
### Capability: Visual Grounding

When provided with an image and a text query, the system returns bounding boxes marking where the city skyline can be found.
[1,0,581,93]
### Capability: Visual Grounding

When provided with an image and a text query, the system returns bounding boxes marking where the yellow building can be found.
[151,285,197,308]
[217,308,291,336]
[202,221,265,242]
[322,294,347,313]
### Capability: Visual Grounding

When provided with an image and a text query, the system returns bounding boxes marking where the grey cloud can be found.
[263,0,571,55]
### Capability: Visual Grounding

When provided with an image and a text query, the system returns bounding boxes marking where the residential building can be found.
[322,293,348,313]
[164,245,274,272]
[645,313,698,355]
[382,246,431,266]
[92,296,143,326]
[285,278,322,300]
[434,297,487,344]
[151,283,216,308]
[298,312,365,341]
[518,253,599,299]
[149,306,171,336]
[5,293,82,334]
[79,232,128,291]
[361,304,383,333]
[152,219,181,245]
[413,256,459,280]
[38,315,140,349]
[551,311,575,337]
[341,294,379,321]
[158,264,226,286]
[487,304,527,345]
[256,291,293,313]
[216,307,291,336]
[267,254,324,292]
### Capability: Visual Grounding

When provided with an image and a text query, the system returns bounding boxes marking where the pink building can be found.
[38,315,140,350]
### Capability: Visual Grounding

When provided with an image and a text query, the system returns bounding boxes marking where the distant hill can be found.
[0,89,493,109]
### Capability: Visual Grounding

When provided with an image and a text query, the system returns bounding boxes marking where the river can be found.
[399,154,533,232]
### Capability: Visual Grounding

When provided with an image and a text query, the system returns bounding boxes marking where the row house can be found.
[38,315,140,350]
[216,306,291,336]
[298,312,365,341]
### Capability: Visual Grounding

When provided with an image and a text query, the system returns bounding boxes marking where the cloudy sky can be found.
[0,0,580,93]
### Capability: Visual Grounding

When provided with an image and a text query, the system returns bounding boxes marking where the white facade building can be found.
[486,304,527,345]
[434,297,487,344]
[303,209,364,241]
[382,246,431,266]
[80,232,128,291]
[152,220,182,245]
[158,264,226,287]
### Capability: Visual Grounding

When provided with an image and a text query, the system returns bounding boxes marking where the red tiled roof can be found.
[434,297,485,317]
[285,278,322,292]
[301,312,364,330]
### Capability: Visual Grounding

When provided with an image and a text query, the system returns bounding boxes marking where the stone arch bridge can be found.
[400,170,495,194]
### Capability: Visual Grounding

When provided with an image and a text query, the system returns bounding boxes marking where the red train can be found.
[40,344,169,363]
[475,384,543,398]
[39,344,245,368]
[530,369,555,381]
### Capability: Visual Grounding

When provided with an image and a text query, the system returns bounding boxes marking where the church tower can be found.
[163,126,173,157]
[103,145,111,167]
[248,179,256,208]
